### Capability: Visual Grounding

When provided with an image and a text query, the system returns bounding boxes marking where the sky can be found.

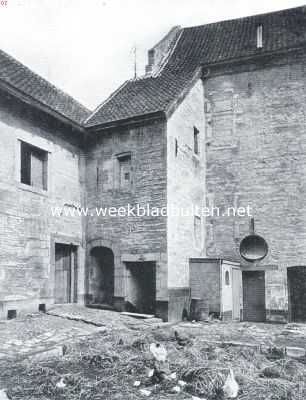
[0,0,305,110]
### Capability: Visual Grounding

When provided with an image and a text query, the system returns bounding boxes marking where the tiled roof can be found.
[85,5,306,127]
[0,49,90,125]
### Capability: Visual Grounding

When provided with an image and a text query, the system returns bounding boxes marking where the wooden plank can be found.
[121,312,155,319]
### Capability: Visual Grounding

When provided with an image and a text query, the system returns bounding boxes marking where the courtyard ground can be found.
[0,305,306,399]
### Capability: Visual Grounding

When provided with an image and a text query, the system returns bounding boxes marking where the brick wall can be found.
[204,51,306,321]
[0,91,85,318]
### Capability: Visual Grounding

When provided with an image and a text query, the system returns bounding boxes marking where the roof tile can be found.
[0,49,90,125]
[86,5,306,127]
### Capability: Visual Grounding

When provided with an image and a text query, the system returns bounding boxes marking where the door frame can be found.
[51,234,81,304]
[220,260,241,321]
[242,270,266,322]
[231,265,242,321]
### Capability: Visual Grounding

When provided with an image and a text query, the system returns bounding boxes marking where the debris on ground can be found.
[139,388,151,396]
[0,306,306,400]
[171,385,181,393]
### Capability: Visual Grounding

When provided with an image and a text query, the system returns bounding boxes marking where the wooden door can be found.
[54,244,77,303]
[288,266,306,322]
[243,271,266,322]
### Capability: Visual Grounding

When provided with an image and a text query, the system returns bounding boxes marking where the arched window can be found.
[225,270,230,286]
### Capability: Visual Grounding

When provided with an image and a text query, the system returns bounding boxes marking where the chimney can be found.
[145,26,181,75]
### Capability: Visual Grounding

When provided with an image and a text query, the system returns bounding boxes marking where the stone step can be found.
[86,304,115,311]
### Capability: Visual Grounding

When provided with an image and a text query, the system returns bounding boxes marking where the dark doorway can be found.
[90,247,114,305]
[55,243,78,303]
[243,271,266,322]
[287,266,306,322]
[126,262,156,314]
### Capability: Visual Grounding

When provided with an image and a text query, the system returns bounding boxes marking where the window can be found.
[117,153,132,190]
[20,141,48,190]
[194,126,200,155]
[225,270,230,286]
[194,215,202,249]
[257,25,263,48]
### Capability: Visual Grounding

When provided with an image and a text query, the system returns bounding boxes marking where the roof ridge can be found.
[0,48,90,114]
[84,80,131,124]
[184,4,306,30]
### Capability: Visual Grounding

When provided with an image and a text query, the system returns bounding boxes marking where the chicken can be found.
[56,377,67,389]
[260,365,281,378]
[149,343,167,362]
[223,369,239,399]
[0,390,10,400]
[174,330,192,347]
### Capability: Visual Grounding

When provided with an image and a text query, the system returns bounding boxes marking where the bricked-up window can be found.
[118,153,132,190]
[194,215,202,249]
[194,126,200,155]
[20,141,48,190]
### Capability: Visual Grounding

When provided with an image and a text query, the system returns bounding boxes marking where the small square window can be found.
[117,153,132,190]
[20,141,48,190]
[194,127,200,155]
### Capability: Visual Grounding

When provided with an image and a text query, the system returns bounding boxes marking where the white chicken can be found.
[56,377,67,389]
[149,343,167,362]
[222,369,239,399]
[0,390,10,400]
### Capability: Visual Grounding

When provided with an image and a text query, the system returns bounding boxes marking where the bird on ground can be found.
[174,330,192,347]
[223,369,239,399]
[149,343,167,362]
[0,390,10,400]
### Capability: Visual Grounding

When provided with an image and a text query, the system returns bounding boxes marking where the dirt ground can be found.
[0,305,306,400]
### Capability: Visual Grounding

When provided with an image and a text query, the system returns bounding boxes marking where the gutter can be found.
[85,110,166,133]
[200,44,306,75]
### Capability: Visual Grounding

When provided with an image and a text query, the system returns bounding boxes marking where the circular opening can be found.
[239,234,268,262]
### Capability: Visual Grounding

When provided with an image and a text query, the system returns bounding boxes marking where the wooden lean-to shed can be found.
[189,258,242,321]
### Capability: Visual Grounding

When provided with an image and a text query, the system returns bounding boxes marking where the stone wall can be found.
[167,79,206,319]
[0,91,85,318]
[85,120,168,315]
[204,51,306,321]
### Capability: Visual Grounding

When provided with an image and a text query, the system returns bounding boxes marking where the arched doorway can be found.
[89,246,114,305]
[288,266,306,322]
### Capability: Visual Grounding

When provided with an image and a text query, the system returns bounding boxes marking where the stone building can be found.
[1,5,306,322]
